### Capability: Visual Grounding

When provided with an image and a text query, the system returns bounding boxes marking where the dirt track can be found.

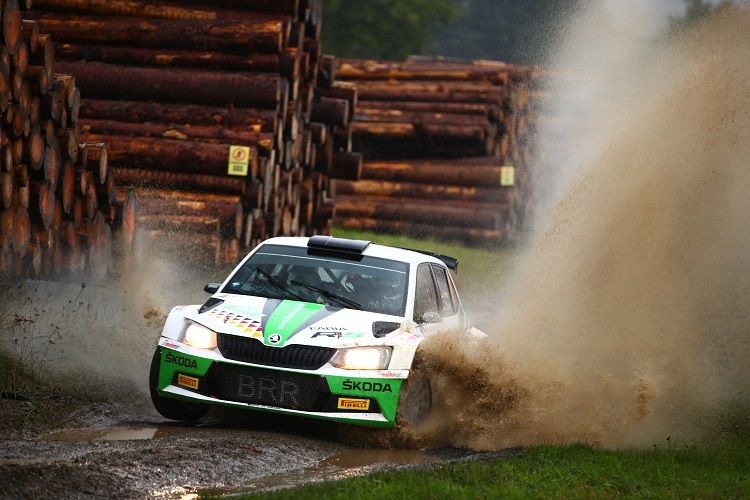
[0,394,515,498]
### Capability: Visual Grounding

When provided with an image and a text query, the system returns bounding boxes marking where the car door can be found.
[413,263,462,337]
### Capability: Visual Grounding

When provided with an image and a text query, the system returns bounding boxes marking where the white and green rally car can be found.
[149,235,478,428]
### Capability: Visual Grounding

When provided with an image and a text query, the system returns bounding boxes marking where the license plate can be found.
[236,373,301,407]
[216,365,322,410]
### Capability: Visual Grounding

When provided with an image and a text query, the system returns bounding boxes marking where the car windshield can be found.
[222,244,410,316]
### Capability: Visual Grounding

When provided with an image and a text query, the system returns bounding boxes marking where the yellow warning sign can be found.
[228,145,251,176]
[500,166,515,187]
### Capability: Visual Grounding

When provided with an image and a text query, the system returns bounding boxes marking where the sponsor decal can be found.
[205,308,263,338]
[238,375,299,406]
[222,304,264,319]
[309,326,348,331]
[311,331,366,339]
[163,341,179,349]
[277,303,305,329]
[263,301,326,346]
[338,398,370,410]
[165,352,198,369]
[268,333,282,345]
[342,380,393,393]
[177,374,199,390]
[376,371,399,378]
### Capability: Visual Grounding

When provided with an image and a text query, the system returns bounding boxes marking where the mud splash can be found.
[0,232,221,397]
[419,5,750,450]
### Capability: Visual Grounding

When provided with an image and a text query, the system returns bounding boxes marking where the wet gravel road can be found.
[0,398,515,498]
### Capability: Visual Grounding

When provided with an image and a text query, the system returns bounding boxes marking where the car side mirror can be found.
[203,283,220,294]
[417,311,442,325]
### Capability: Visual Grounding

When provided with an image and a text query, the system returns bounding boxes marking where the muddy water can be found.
[192,448,436,497]
[415,6,750,450]
[41,427,170,441]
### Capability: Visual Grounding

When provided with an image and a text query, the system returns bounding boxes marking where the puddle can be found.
[180,448,436,498]
[319,448,434,468]
[40,427,172,442]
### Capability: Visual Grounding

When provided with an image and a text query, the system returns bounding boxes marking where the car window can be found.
[414,264,440,323]
[432,265,457,316]
[222,244,409,316]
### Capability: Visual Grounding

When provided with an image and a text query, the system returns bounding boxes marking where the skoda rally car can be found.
[149,235,478,428]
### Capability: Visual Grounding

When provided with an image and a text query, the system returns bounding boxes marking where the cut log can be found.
[78,98,278,132]
[29,180,56,228]
[56,61,283,109]
[56,43,300,78]
[80,119,276,155]
[334,179,516,205]
[22,20,39,53]
[352,122,492,157]
[0,172,12,208]
[12,204,30,255]
[337,57,533,83]
[315,80,357,109]
[30,14,286,53]
[81,133,258,177]
[361,159,508,187]
[310,96,349,127]
[328,152,362,181]
[336,196,503,231]
[31,0,298,22]
[112,188,136,246]
[111,167,246,196]
[26,34,54,94]
[79,141,108,183]
[355,83,505,105]
[135,189,243,239]
[354,108,490,127]
[3,0,22,55]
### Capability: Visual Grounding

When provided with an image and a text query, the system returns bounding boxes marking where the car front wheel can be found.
[149,348,209,422]
[396,367,433,428]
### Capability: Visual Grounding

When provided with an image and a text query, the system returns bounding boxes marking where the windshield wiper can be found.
[289,280,363,310]
[256,268,304,301]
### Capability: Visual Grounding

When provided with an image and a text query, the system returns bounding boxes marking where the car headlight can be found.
[182,323,217,350]
[330,347,392,370]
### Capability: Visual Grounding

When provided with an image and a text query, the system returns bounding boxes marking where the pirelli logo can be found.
[337,397,370,410]
[177,374,200,390]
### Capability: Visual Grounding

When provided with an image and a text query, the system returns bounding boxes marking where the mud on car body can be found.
[150,235,480,428]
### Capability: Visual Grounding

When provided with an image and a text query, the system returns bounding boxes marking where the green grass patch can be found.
[246,435,750,499]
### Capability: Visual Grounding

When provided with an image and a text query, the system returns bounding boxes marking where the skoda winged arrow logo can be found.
[268,333,282,345]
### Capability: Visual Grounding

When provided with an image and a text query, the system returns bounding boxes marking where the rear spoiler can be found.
[308,236,458,272]
[399,247,459,273]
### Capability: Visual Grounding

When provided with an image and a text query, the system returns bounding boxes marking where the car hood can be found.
[190,294,406,348]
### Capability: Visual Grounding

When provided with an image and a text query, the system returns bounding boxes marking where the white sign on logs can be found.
[500,166,515,187]
[228,145,251,176]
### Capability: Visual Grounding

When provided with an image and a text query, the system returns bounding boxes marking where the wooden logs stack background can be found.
[26,0,358,266]
[332,56,538,245]
[0,0,134,280]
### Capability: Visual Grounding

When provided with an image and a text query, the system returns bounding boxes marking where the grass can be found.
[243,434,750,499]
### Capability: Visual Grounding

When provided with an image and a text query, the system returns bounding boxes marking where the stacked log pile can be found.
[333,56,538,245]
[27,0,358,265]
[0,0,134,280]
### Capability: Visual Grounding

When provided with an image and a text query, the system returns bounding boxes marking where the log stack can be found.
[0,0,133,280]
[333,56,539,245]
[26,0,357,265]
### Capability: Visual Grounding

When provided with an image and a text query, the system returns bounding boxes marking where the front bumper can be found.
[154,340,406,427]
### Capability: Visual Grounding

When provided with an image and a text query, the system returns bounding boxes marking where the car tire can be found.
[396,366,433,428]
[334,352,436,448]
[149,348,210,422]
